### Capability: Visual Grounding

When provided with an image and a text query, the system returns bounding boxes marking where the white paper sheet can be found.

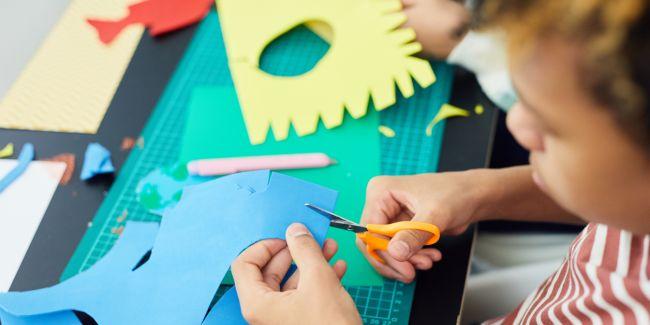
[0,160,65,292]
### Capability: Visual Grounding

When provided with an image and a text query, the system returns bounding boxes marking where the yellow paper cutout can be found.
[378,125,396,138]
[0,143,14,158]
[474,104,484,115]
[425,103,470,136]
[218,0,436,144]
[0,0,143,133]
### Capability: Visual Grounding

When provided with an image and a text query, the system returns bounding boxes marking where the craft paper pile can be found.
[177,86,383,286]
[217,0,436,144]
[0,171,336,323]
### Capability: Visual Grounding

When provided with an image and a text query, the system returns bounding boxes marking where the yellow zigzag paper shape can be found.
[217,0,436,144]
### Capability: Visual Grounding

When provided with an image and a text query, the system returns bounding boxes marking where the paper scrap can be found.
[0,0,143,133]
[0,143,14,158]
[425,103,470,136]
[45,153,75,185]
[120,137,136,151]
[0,160,66,292]
[87,0,213,45]
[0,144,34,193]
[179,87,383,286]
[378,125,396,138]
[135,163,209,215]
[80,143,114,181]
[218,0,436,144]
[0,171,335,323]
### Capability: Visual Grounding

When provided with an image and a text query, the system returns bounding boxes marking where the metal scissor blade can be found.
[330,220,367,233]
[305,203,367,233]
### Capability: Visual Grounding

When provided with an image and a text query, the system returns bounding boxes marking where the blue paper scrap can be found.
[0,308,80,325]
[0,221,158,324]
[0,171,336,324]
[203,287,246,325]
[80,143,115,181]
[136,163,210,215]
[0,143,34,193]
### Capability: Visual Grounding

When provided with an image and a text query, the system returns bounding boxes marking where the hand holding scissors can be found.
[306,203,440,263]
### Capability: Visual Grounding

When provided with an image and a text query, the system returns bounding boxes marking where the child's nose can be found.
[506,103,545,152]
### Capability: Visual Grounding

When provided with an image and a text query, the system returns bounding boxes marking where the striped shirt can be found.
[486,223,650,324]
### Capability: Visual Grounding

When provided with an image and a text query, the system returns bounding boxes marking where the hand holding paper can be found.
[230,224,361,325]
[0,171,337,323]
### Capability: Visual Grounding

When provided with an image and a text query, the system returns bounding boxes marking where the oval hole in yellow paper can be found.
[259,21,333,77]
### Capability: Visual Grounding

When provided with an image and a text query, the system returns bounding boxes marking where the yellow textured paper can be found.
[217,0,436,144]
[0,0,143,133]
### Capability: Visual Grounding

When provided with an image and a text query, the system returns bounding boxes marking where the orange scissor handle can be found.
[357,221,440,264]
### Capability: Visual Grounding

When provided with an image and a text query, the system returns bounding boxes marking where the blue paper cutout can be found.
[0,171,336,323]
[0,308,80,325]
[136,163,210,215]
[0,221,158,324]
[80,143,115,181]
[0,143,34,193]
[203,287,246,325]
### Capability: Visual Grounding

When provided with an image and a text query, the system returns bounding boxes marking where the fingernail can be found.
[287,223,311,238]
[389,240,411,260]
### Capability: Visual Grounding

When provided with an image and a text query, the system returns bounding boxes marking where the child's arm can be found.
[358,166,583,283]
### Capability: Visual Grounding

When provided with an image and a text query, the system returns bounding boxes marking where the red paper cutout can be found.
[87,0,213,45]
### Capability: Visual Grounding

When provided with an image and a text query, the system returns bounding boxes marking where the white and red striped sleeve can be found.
[485,223,650,325]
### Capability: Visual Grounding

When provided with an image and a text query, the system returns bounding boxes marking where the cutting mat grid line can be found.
[62,11,452,325]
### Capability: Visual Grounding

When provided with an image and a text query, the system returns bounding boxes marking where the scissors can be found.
[305,203,440,263]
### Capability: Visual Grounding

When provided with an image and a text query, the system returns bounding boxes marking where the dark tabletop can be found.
[1,25,498,324]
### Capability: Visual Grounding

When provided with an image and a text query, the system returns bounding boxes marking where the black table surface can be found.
[1,25,498,324]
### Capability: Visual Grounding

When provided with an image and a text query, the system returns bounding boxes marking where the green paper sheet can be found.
[179,86,383,286]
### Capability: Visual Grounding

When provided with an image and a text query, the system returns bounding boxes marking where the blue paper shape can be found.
[135,163,210,215]
[203,287,246,325]
[0,171,336,324]
[0,221,158,324]
[0,143,34,193]
[0,308,81,325]
[80,143,115,181]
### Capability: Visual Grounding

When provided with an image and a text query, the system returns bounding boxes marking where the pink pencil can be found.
[186,153,336,176]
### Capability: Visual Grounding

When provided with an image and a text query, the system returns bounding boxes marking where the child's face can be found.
[506,37,650,233]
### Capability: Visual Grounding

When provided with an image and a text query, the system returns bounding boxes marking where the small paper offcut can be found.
[0,144,13,158]
[378,125,396,138]
[219,0,436,144]
[425,103,470,136]
[0,0,143,133]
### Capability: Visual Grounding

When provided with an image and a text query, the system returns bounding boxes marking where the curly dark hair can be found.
[476,0,650,151]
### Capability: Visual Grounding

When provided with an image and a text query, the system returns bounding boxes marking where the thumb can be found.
[286,223,331,275]
[387,216,437,262]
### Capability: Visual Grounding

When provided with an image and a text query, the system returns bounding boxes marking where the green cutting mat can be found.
[61,10,453,324]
